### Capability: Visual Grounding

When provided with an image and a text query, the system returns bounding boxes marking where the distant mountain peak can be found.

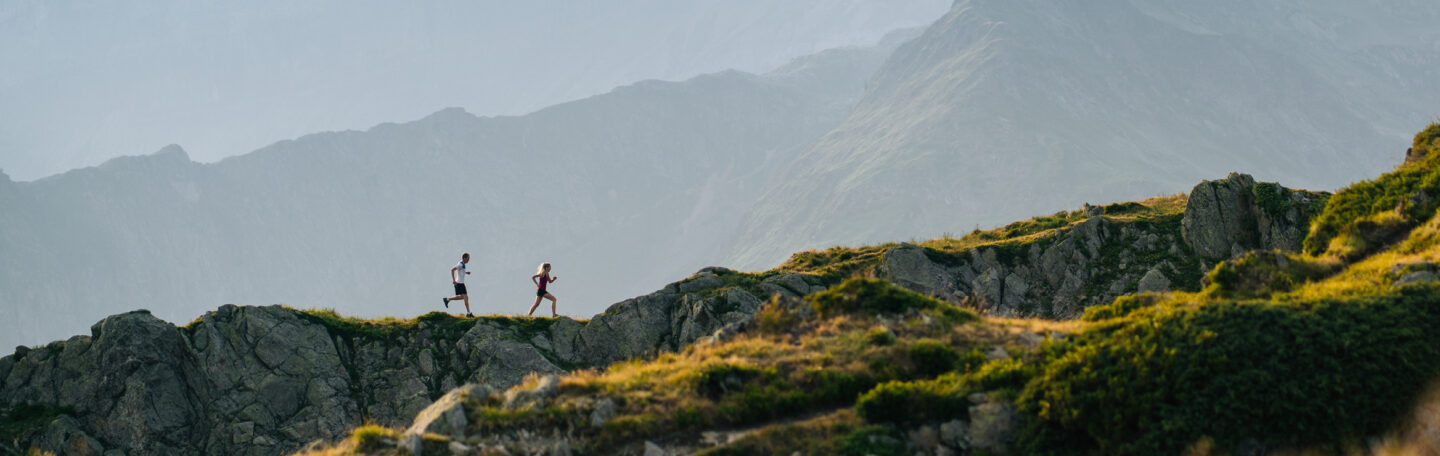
[423,107,477,122]
[90,144,193,174]
[153,144,190,161]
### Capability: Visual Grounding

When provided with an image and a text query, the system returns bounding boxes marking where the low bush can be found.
[908,339,959,377]
[1015,284,1440,455]
[838,426,908,456]
[753,298,801,334]
[1200,251,1332,299]
[809,278,975,322]
[351,425,401,452]
[1081,294,1163,321]
[1304,123,1440,255]
[854,376,968,426]
[1414,122,1440,157]
[695,363,766,400]
[971,358,1037,392]
[863,327,896,346]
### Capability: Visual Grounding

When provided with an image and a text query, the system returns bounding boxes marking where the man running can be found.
[442,252,474,317]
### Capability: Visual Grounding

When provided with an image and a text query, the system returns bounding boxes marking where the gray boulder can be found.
[1181,173,1327,261]
[880,244,962,302]
[1395,271,1440,288]
[1136,267,1171,293]
[968,402,1018,454]
[407,384,488,440]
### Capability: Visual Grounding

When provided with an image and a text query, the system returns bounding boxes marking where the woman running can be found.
[528,262,559,317]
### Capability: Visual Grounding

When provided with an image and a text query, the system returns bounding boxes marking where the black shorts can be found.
[454,283,468,296]
[536,289,547,297]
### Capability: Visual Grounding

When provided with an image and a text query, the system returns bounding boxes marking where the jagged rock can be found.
[1395,271,1440,288]
[880,245,962,302]
[1182,173,1326,261]
[1002,273,1029,311]
[675,289,762,343]
[678,272,725,293]
[408,384,486,439]
[908,424,941,450]
[986,347,1010,361]
[1183,173,1259,260]
[457,328,565,389]
[940,419,970,450]
[760,273,821,298]
[590,398,617,428]
[398,433,422,456]
[644,440,668,456]
[503,375,560,409]
[968,402,1018,454]
[549,439,573,456]
[3,259,790,456]
[449,440,476,455]
[0,310,211,455]
[1136,267,1171,293]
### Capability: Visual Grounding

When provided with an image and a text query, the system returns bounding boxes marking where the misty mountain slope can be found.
[0,0,951,180]
[0,33,912,350]
[727,0,1440,269]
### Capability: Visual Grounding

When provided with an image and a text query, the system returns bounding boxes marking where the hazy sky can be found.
[0,0,950,181]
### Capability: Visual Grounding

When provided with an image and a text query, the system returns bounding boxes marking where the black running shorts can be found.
[454,283,468,296]
[536,289,547,297]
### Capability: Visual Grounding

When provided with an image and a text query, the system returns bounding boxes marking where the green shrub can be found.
[696,363,766,400]
[838,426,908,456]
[754,298,801,334]
[934,303,980,325]
[699,364,876,426]
[1082,294,1162,321]
[1200,251,1332,299]
[958,347,988,373]
[1101,202,1146,215]
[863,327,896,346]
[1251,182,1291,218]
[1304,125,1440,255]
[1414,122,1440,156]
[908,339,959,377]
[809,278,973,320]
[1015,284,1440,455]
[971,358,1035,392]
[854,376,968,426]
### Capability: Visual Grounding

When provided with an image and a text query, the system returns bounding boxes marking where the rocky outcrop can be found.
[1181,173,1328,261]
[1,267,798,456]
[878,214,1198,318]
[875,174,1326,318]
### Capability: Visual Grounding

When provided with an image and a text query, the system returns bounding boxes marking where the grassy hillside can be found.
[304,125,1440,455]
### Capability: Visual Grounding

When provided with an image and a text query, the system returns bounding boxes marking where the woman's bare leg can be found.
[545,293,557,317]
[528,296,543,317]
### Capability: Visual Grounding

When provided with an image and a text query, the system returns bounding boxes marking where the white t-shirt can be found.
[454,261,467,284]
